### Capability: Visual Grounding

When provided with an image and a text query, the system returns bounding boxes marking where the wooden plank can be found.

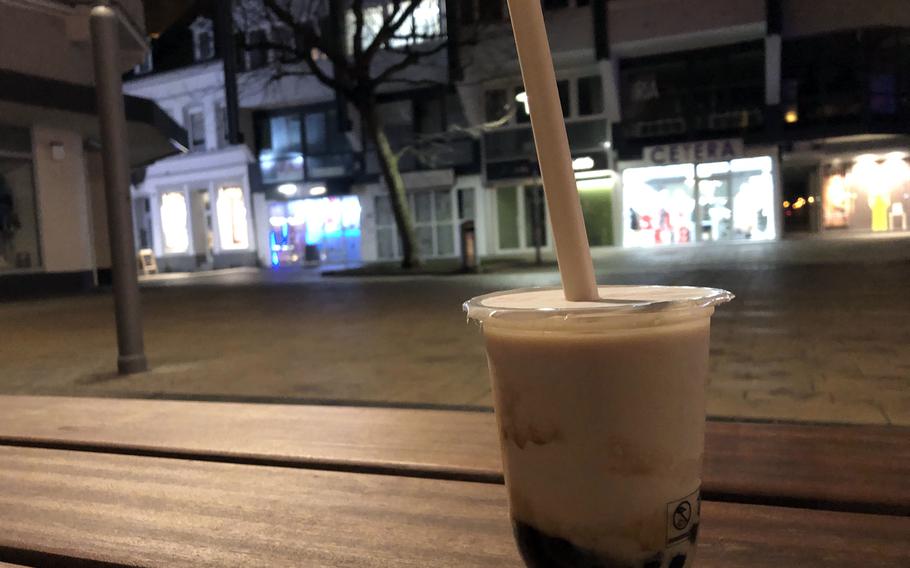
[0,446,907,568]
[703,420,910,515]
[0,396,908,513]
[0,395,503,481]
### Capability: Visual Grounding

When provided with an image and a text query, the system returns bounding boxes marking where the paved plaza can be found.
[2,233,909,426]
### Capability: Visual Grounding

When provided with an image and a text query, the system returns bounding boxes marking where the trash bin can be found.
[303,244,321,266]
[460,220,478,272]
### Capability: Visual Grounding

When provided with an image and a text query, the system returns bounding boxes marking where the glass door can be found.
[696,162,733,242]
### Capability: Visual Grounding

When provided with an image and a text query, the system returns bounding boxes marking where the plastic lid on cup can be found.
[464,286,733,330]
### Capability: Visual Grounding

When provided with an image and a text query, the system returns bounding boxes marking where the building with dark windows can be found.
[455,0,910,254]
[115,0,910,273]
[239,0,480,267]
[0,0,183,294]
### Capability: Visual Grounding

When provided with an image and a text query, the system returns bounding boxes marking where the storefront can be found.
[133,145,257,272]
[487,168,616,255]
[0,126,40,272]
[620,139,778,246]
[151,180,254,271]
[354,171,482,263]
[266,195,362,267]
[820,152,910,234]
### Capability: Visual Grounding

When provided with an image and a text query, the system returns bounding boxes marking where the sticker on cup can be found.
[666,489,700,546]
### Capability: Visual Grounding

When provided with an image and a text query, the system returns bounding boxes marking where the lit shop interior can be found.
[820,152,910,233]
[159,186,251,257]
[267,185,362,267]
[621,156,776,246]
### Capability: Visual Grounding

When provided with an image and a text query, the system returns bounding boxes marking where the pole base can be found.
[118,354,148,375]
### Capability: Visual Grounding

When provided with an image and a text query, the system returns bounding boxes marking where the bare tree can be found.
[236,0,485,269]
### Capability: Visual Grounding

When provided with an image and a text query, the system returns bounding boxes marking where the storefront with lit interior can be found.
[819,151,910,234]
[618,138,780,247]
[133,145,258,272]
[263,182,362,268]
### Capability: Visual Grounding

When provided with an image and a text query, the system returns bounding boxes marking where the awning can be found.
[0,69,186,167]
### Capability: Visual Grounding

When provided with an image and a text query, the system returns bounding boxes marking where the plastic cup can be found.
[465,285,733,568]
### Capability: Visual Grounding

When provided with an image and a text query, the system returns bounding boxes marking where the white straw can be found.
[506,0,599,301]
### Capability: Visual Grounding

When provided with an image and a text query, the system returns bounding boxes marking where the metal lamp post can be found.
[90,3,148,375]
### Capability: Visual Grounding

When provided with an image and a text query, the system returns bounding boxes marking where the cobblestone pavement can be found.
[2,233,909,426]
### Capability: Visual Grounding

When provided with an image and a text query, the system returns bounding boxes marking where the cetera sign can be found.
[643,139,744,165]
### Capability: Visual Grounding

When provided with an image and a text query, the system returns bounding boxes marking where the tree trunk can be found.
[362,104,421,269]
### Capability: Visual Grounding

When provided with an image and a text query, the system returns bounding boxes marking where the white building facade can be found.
[0,0,183,294]
[124,19,258,272]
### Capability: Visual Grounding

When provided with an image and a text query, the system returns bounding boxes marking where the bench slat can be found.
[0,396,907,513]
[0,446,907,568]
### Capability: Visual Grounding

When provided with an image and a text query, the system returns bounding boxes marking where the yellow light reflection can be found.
[784,109,799,124]
[792,197,806,210]
[782,200,791,208]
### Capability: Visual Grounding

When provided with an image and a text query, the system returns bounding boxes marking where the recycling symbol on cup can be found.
[672,501,692,531]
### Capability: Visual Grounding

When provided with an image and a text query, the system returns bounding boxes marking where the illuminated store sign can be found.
[643,139,744,166]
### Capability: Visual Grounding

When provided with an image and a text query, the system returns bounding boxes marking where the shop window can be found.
[622,158,775,247]
[497,186,520,249]
[578,177,614,247]
[622,164,696,247]
[434,189,455,255]
[374,195,398,260]
[823,153,910,233]
[217,186,249,250]
[375,190,455,259]
[160,192,190,253]
[0,155,41,271]
[577,75,604,116]
[729,157,774,241]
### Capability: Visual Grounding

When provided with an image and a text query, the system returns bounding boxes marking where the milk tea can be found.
[466,286,732,568]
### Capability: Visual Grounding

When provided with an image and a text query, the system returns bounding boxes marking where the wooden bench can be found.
[0,396,908,566]
[1,445,908,567]
[0,396,906,514]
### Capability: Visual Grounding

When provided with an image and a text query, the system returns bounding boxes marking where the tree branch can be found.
[352,0,365,60]
[262,0,300,31]
[259,0,349,93]
[362,0,421,65]
[372,38,450,85]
